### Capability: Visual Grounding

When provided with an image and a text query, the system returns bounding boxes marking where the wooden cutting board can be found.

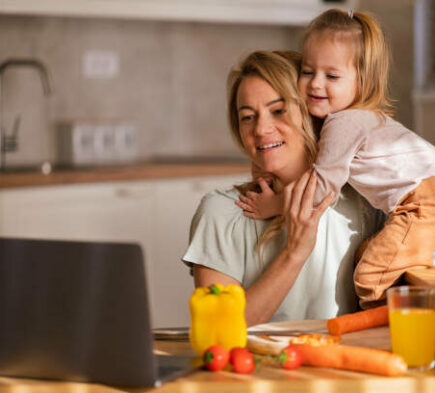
[247,319,391,355]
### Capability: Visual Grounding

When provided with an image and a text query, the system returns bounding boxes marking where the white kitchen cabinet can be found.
[0,180,159,320]
[149,174,249,327]
[0,181,154,243]
[0,0,357,26]
[0,172,249,327]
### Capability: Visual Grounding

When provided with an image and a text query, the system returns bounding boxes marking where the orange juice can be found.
[389,308,435,368]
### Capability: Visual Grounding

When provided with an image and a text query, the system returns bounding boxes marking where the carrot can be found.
[293,343,407,377]
[327,305,389,336]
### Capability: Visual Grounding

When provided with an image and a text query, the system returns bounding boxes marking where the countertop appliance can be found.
[57,120,138,167]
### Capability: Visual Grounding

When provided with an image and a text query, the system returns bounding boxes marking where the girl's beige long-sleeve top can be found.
[314,109,435,213]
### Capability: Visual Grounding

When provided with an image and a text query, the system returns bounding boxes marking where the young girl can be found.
[236,9,435,309]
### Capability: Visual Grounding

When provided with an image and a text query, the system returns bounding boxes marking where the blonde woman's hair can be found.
[227,50,318,251]
[302,8,394,116]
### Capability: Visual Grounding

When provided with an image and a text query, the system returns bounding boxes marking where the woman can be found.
[182,51,383,326]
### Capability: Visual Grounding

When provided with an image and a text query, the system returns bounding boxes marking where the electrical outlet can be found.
[82,50,120,79]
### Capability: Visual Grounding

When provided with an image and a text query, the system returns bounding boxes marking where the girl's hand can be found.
[235,178,283,219]
[283,170,334,262]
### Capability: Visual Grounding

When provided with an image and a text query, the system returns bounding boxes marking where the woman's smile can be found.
[257,141,285,152]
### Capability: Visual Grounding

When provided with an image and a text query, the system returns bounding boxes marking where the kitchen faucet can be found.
[0,58,52,170]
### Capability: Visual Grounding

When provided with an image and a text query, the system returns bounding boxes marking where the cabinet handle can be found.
[115,188,152,198]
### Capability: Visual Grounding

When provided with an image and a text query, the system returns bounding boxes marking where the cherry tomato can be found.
[278,345,302,370]
[229,347,250,364]
[230,347,256,374]
[203,345,230,371]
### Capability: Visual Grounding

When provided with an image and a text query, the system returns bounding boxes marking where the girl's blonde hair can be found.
[303,8,394,116]
[227,50,318,250]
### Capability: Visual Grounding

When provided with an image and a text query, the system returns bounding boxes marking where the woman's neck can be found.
[276,158,311,186]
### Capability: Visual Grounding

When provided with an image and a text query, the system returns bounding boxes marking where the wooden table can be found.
[405,267,435,287]
[0,320,433,393]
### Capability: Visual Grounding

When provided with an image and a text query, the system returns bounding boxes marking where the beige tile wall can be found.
[0,2,426,168]
[0,16,299,167]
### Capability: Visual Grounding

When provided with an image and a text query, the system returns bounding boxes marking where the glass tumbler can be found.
[387,286,435,370]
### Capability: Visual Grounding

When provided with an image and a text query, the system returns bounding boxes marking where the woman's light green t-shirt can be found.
[182,185,384,321]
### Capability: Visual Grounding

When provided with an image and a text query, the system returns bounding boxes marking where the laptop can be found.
[0,237,195,387]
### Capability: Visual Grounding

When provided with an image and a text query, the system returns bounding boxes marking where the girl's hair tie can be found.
[348,10,354,19]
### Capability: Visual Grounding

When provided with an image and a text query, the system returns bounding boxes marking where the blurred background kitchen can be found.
[0,0,433,327]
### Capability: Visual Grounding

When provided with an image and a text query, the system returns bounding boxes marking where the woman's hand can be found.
[283,170,335,263]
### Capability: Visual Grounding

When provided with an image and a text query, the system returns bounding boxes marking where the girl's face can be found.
[237,75,309,185]
[298,33,359,119]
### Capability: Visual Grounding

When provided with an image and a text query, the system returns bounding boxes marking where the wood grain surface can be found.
[148,320,435,393]
[0,319,433,393]
[405,267,435,287]
[0,162,250,189]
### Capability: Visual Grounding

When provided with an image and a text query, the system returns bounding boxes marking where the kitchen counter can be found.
[0,320,433,393]
[0,161,251,189]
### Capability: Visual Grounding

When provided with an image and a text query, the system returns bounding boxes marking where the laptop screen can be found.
[0,237,158,387]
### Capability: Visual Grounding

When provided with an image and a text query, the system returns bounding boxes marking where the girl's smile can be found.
[307,94,328,102]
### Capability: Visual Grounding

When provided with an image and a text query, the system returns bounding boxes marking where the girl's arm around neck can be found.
[313,112,366,206]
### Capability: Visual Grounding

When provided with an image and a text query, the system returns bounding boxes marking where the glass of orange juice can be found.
[387,286,435,370]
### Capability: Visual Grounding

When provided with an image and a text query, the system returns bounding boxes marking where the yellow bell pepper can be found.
[189,283,247,355]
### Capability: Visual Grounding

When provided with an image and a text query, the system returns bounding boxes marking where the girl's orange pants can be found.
[354,176,435,309]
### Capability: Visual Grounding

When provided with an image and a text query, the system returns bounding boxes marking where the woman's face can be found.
[236,75,309,184]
